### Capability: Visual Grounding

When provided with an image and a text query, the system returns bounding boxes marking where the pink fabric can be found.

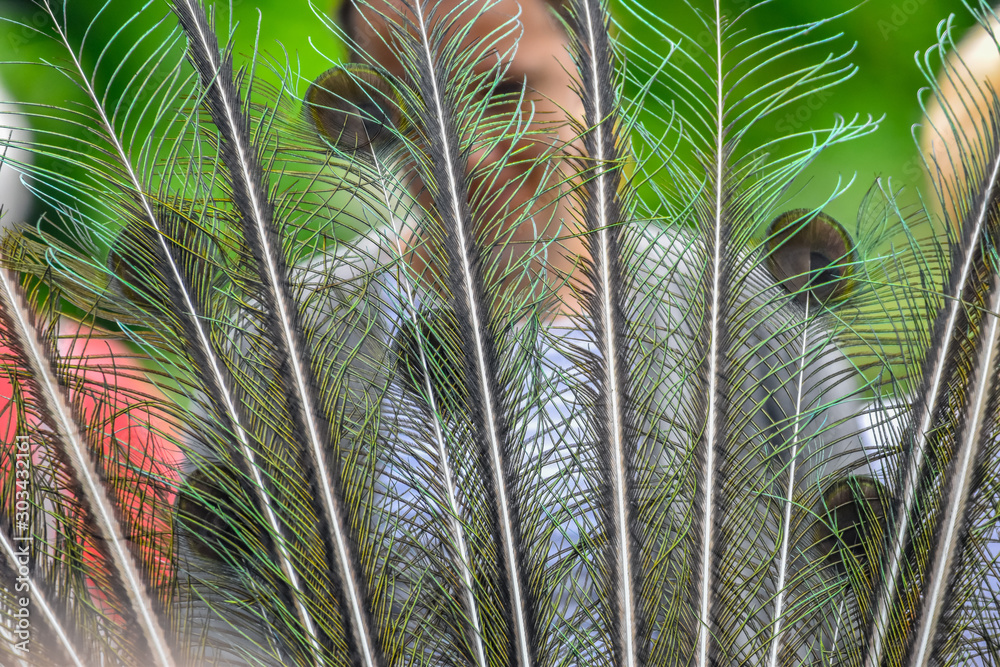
[0,320,182,585]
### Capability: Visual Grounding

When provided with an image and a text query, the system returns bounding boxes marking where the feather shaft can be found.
[152,212,324,664]
[766,298,810,667]
[36,0,325,654]
[365,143,487,667]
[694,4,731,664]
[863,106,1000,667]
[0,268,175,667]
[170,2,382,664]
[407,1,535,663]
[907,273,1000,666]
[6,0,995,664]
[568,0,642,662]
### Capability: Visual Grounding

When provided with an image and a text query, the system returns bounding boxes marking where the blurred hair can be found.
[336,0,571,48]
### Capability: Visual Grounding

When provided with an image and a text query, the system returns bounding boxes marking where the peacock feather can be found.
[0,0,997,664]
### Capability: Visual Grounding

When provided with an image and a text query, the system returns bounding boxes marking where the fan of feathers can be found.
[2,0,1000,664]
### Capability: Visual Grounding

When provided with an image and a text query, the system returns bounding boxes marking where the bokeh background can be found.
[0,0,979,238]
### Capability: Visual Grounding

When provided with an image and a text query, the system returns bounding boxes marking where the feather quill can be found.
[170,1,384,663]
[564,0,643,664]
[863,40,1000,667]
[346,1,543,663]
[21,0,334,661]
[306,71,489,659]
[0,267,174,666]
[907,269,1000,666]
[0,530,84,667]
[408,7,534,662]
[692,6,732,663]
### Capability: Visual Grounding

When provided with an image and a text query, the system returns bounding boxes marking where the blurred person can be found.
[336,0,590,317]
[921,7,1000,225]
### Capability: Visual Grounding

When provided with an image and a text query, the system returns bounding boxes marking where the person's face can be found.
[348,0,586,304]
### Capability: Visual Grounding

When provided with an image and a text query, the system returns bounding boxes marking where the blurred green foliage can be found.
[0,0,978,234]
[0,0,344,240]
[615,0,975,226]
